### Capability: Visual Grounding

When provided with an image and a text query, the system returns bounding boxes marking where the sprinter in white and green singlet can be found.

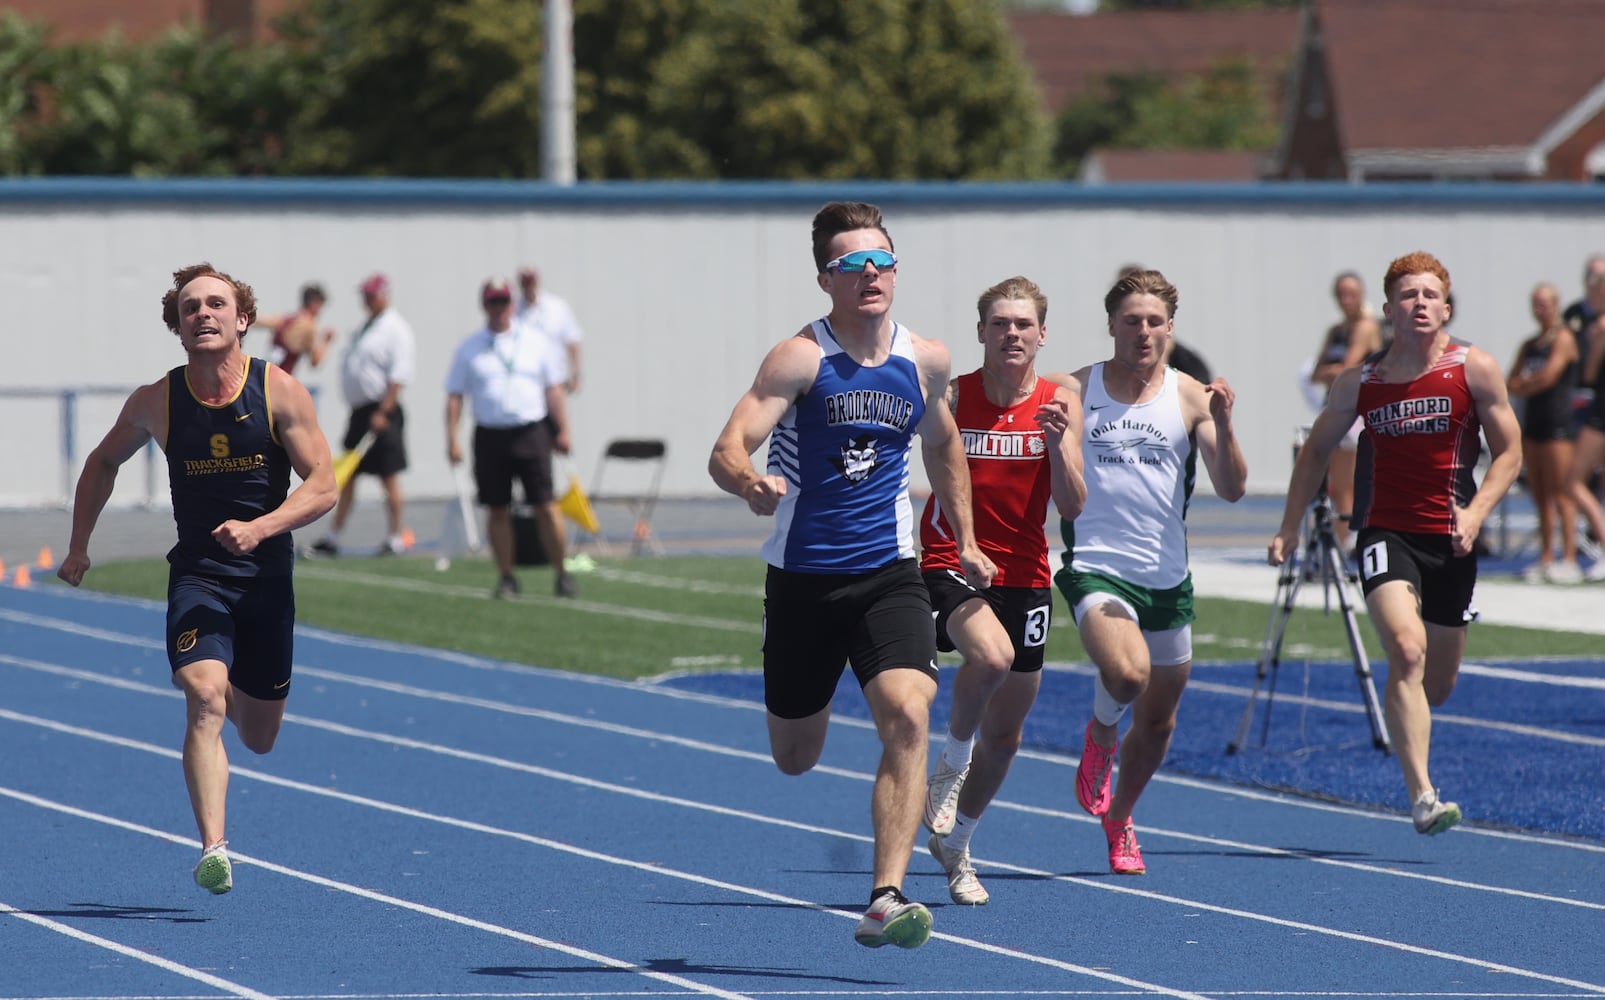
[1054,269,1248,876]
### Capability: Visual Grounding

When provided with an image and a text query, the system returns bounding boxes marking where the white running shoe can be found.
[193,841,232,894]
[1411,789,1462,836]
[928,833,989,905]
[923,761,969,836]
[1547,560,1584,584]
[853,889,932,949]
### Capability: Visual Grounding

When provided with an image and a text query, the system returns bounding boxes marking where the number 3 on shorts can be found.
[1023,605,1050,648]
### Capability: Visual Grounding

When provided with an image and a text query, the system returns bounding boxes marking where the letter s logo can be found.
[210,434,230,458]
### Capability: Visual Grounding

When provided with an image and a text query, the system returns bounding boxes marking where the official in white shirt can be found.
[447,276,576,598]
[311,272,415,557]
[516,266,584,394]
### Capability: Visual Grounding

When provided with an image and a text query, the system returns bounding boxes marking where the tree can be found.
[1118,56,1279,150]
[0,14,50,174]
[570,0,713,178]
[281,0,544,177]
[32,26,304,176]
[575,0,1051,180]
[1053,71,1169,177]
[0,15,305,176]
[1,0,1051,180]
[1051,56,1279,174]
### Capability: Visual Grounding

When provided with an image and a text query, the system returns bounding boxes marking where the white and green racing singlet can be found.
[1061,362,1196,590]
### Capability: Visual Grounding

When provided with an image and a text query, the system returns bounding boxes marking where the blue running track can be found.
[4,581,1604,1000]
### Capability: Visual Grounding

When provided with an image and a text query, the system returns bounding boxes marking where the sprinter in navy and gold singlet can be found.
[58,263,336,895]
[711,202,994,950]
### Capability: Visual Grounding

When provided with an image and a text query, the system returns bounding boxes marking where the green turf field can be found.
[65,553,1600,680]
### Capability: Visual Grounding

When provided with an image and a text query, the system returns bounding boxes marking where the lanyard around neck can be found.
[491,328,520,374]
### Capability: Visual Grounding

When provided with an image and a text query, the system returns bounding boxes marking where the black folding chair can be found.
[589,438,667,556]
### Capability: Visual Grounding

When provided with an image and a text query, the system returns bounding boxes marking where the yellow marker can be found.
[558,477,601,534]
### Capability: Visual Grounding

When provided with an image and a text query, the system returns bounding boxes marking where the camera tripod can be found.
[1226,489,1392,755]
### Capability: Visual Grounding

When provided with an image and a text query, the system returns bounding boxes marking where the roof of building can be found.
[1007,8,1300,114]
[1314,0,1605,157]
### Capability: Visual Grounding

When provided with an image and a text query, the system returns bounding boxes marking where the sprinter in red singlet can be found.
[1270,251,1522,836]
[918,276,1085,905]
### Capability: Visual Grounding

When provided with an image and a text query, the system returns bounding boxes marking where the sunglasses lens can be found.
[830,249,896,272]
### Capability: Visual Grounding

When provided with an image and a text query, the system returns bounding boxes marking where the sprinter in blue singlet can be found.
[710,202,994,950]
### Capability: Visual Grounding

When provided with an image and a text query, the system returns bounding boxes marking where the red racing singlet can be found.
[919,370,1057,587]
[1351,342,1481,535]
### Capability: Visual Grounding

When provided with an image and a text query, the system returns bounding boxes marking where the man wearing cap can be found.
[310,273,415,557]
[516,266,584,394]
[255,283,336,379]
[446,277,577,597]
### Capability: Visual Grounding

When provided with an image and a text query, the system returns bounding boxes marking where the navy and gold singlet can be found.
[165,356,293,576]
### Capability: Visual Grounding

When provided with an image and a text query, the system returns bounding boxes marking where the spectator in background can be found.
[309,273,415,557]
[1309,271,1385,549]
[255,283,336,379]
[1567,321,1605,581]
[517,266,584,394]
[1563,255,1605,527]
[1507,283,1582,583]
[446,277,577,599]
[1562,254,1605,434]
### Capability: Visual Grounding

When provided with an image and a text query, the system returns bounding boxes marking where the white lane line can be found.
[0,901,278,1000]
[0,778,1214,1000]
[10,651,1605,902]
[0,789,758,1000]
[292,567,761,634]
[3,703,1604,997]
[10,599,1604,755]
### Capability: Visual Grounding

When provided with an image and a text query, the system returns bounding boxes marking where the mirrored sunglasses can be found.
[824,248,897,274]
[483,295,512,307]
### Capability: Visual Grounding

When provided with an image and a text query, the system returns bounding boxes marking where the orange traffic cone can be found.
[400,528,416,551]
[36,546,53,569]
[14,564,31,588]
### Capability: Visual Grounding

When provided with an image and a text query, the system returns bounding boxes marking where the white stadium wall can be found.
[2,179,1603,509]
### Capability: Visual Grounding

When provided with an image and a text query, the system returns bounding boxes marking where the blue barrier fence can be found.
[0,387,160,505]
[1,384,329,507]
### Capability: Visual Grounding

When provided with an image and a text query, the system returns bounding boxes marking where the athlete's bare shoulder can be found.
[1044,365,1093,398]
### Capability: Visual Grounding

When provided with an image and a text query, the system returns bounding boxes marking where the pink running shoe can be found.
[1075,722,1116,817]
[1102,814,1146,875]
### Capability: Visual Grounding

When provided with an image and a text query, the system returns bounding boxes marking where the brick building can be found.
[7,0,300,43]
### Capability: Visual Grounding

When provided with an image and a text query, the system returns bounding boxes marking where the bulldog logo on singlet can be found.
[832,434,881,483]
[962,429,1045,459]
